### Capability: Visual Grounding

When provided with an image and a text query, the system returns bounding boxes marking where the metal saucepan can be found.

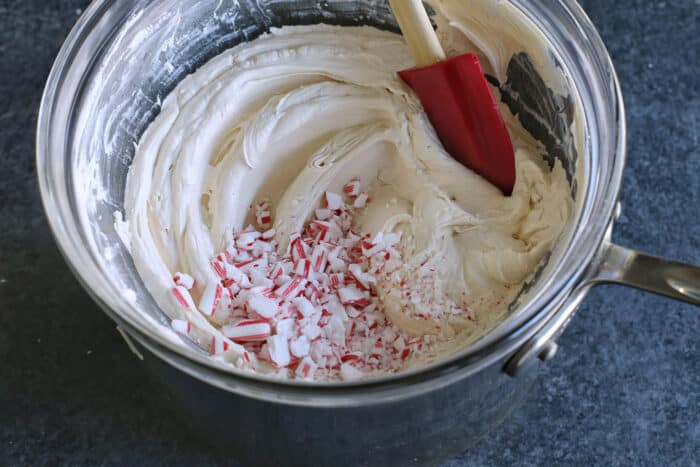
[36,1,699,465]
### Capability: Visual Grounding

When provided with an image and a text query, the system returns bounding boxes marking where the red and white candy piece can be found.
[293,258,311,278]
[198,282,223,316]
[353,193,368,208]
[310,245,328,272]
[267,334,290,367]
[247,294,278,318]
[270,262,285,281]
[235,256,267,273]
[210,336,230,355]
[341,352,363,363]
[237,230,261,249]
[173,272,195,289]
[251,240,273,257]
[343,178,361,197]
[212,259,251,285]
[172,286,196,310]
[325,191,344,211]
[329,273,344,289]
[290,335,311,358]
[348,263,375,290]
[295,356,318,379]
[223,319,271,342]
[337,286,366,305]
[340,362,363,381]
[315,208,331,220]
[224,244,238,263]
[290,236,309,261]
[255,209,272,229]
[274,277,306,300]
[276,318,296,338]
[361,239,383,257]
[302,323,322,340]
[325,315,346,346]
[292,296,315,317]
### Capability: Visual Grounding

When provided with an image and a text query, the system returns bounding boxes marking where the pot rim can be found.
[36,0,627,400]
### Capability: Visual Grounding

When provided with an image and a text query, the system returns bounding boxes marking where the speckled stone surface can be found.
[1,0,698,465]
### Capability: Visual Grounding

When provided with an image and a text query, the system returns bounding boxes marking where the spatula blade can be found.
[399,53,515,195]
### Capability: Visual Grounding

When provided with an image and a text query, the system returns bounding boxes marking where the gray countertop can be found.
[1,0,698,465]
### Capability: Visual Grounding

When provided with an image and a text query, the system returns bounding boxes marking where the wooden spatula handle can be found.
[389,0,446,67]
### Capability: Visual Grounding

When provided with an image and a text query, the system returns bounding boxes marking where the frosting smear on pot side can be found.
[116,8,572,380]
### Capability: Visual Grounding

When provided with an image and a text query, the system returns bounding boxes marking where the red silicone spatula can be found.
[389,0,516,195]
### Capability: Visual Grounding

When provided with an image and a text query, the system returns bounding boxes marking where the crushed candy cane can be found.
[167,178,475,381]
[173,272,195,289]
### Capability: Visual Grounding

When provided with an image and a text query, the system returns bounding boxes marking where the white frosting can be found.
[117,4,572,375]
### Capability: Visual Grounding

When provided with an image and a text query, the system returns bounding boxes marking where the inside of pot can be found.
[71,0,585,381]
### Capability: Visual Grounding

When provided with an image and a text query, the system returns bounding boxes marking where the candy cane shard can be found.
[223,319,272,342]
[325,191,344,210]
[295,356,318,379]
[237,230,261,249]
[290,335,311,358]
[302,323,322,340]
[292,296,315,317]
[329,273,344,289]
[310,245,328,272]
[173,272,195,289]
[198,282,223,316]
[340,362,364,381]
[172,286,196,310]
[293,258,311,278]
[290,236,309,261]
[267,334,290,367]
[247,295,278,318]
[337,286,366,305]
[256,210,272,229]
[275,277,306,300]
[210,336,230,355]
[343,178,361,197]
[315,208,331,220]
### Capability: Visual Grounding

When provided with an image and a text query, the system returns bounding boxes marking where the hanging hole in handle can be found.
[666,276,700,302]
[592,243,700,306]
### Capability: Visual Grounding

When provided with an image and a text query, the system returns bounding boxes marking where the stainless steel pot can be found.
[36,1,700,465]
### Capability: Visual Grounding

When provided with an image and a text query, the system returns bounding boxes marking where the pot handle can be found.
[591,242,700,305]
[504,241,700,376]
